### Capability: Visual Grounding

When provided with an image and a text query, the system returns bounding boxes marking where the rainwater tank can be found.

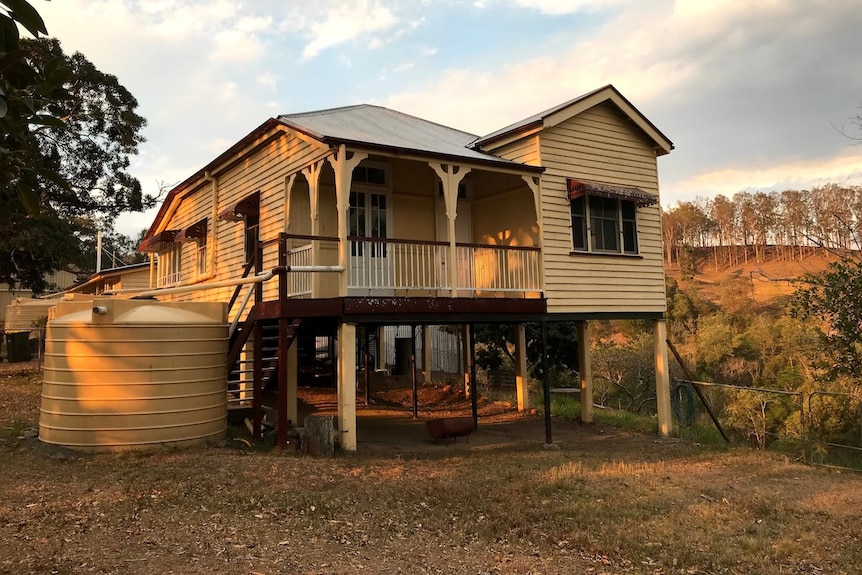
[39,298,228,451]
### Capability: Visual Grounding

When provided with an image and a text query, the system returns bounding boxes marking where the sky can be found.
[37,0,862,238]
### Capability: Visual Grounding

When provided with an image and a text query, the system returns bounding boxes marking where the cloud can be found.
[381,0,862,208]
[666,147,862,203]
[510,0,635,14]
[301,1,399,59]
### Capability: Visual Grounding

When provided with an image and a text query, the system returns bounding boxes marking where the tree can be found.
[1,35,150,292]
[472,322,581,380]
[793,259,862,383]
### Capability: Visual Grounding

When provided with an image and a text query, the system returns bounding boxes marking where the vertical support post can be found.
[462,325,472,398]
[541,320,552,445]
[653,319,673,437]
[253,319,263,442]
[376,326,386,371]
[364,327,371,406]
[252,242,263,441]
[337,322,358,451]
[576,321,593,423]
[411,324,418,419]
[429,163,470,297]
[514,323,529,412]
[521,175,545,294]
[286,335,298,426]
[276,234,293,449]
[422,325,433,384]
[303,162,323,298]
[277,317,289,451]
[329,146,367,297]
[469,323,478,426]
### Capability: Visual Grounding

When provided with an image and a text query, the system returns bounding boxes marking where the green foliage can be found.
[0,34,150,292]
[678,243,698,280]
[793,259,862,382]
[472,322,580,380]
[592,331,656,413]
[718,274,754,317]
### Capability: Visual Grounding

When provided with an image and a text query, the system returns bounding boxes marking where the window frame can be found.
[570,193,639,256]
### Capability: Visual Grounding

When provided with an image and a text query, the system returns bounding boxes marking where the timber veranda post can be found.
[541,321,552,445]
[469,323,478,426]
[252,242,264,441]
[277,235,289,451]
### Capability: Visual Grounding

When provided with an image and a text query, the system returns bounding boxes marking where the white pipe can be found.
[130,269,278,298]
[286,266,343,273]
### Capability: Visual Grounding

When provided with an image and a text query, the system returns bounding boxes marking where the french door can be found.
[349,190,390,292]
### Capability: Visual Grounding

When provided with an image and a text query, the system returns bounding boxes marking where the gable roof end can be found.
[473,84,674,156]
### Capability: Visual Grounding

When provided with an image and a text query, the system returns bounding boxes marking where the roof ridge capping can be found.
[472,84,674,155]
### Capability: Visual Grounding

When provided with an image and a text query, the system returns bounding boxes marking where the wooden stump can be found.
[304,415,336,456]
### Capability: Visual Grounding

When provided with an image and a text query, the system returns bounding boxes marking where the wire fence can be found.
[673,378,862,471]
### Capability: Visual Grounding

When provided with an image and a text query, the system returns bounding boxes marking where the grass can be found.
[3,367,862,573]
[541,391,660,434]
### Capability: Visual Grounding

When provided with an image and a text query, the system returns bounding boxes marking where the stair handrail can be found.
[228,249,258,314]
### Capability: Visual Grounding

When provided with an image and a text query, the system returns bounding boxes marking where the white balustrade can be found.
[456,244,541,293]
[287,243,312,297]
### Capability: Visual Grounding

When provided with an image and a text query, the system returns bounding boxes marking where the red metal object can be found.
[426,416,476,444]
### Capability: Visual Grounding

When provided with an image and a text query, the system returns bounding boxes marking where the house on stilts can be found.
[136,84,675,451]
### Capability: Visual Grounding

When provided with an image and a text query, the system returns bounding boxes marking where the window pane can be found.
[570,196,587,250]
[244,213,259,264]
[602,219,618,251]
[589,196,619,252]
[367,167,386,185]
[622,200,637,253]
[623,220,637,253]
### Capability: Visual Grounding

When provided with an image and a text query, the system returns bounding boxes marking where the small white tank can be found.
[39,298,228,451]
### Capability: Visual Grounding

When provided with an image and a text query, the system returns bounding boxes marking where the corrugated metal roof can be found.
[278,105,540,171]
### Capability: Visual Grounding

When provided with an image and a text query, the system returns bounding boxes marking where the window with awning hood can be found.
[568,179,655,255]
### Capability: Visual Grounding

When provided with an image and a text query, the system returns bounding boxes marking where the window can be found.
[244,212,259,264]
[197,241,208,277]
[352,166,387,186]
[570,194,639,254]
[158,244,182,286]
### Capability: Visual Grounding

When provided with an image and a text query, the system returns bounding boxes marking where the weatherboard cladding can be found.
[277,105,539,171]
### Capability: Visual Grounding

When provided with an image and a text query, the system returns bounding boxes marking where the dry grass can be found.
[1,363,861,574]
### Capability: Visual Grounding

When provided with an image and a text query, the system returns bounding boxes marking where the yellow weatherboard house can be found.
[139,84,675,451]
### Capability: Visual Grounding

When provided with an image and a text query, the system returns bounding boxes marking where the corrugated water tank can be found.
[39,298,228,451]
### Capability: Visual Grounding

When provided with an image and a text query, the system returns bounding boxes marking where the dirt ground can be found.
[2,360,862,574]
